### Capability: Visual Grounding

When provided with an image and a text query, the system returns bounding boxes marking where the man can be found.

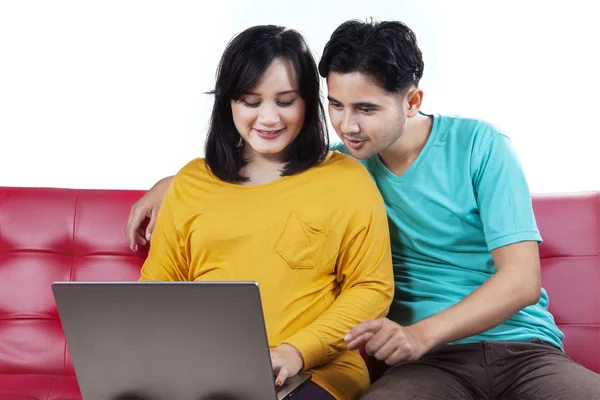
[126,19,599,399]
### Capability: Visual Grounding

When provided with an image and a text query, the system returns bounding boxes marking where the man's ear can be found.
[406,88,424,117]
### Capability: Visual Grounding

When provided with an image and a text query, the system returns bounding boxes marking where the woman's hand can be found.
[270,343,304,387]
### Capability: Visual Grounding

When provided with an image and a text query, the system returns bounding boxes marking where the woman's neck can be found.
[239,144,286,186]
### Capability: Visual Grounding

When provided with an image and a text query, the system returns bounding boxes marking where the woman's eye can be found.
[243,101,260,108]
[277,99,296,107]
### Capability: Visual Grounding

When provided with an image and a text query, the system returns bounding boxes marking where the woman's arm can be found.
[283,180,395,371]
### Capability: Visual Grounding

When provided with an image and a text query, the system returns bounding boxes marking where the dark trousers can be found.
[293,381,335,400]
[360,339,600,400]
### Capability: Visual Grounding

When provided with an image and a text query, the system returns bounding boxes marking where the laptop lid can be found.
[52,281,311,400]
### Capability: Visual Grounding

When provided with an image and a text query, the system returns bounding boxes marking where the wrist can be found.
[283,330,326,370]
[409,318,443,352]
[280,343,304,371]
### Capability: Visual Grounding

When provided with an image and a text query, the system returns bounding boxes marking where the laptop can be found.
[52,281,312,400]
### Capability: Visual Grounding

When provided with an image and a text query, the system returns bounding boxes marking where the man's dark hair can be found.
[319,19,424,93]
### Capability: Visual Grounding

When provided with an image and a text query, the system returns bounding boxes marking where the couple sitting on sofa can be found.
[126,19,600,400]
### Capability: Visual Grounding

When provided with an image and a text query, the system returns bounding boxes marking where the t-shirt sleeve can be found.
[472,133,542,251]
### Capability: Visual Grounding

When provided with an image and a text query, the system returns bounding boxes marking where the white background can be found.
[1,1,598,193]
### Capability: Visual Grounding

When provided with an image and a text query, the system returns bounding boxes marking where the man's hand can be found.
[345,318,430,366]
[270,343,304,387]
[125,176,173,252]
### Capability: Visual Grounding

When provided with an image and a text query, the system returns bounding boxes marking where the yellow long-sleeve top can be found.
[139,151,394,400]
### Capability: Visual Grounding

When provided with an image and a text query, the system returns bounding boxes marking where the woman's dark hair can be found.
[205,25,329,182]
[318,19,424,94]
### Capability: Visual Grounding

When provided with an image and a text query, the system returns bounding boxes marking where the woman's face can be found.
[231,57,306,162]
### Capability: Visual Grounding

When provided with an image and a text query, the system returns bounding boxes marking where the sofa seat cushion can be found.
[0,375,81,400]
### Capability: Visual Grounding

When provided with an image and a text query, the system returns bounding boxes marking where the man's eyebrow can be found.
[354,102,380,108]
[327,96,380,108]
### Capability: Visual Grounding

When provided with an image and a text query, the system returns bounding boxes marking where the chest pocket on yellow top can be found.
[275,212,332,272]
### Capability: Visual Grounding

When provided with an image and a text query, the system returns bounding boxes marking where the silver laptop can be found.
[52,281,312,400]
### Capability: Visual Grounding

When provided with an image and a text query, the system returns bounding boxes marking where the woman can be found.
[139,25,394,400]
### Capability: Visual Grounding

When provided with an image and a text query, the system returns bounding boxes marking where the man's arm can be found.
[345,241,541,364]
[126,175,174,251]
[416,240,540,342]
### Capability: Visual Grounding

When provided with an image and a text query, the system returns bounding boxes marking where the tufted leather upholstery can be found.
[0,187,598,398]
[534,192,600,373]
[0,187,146,399]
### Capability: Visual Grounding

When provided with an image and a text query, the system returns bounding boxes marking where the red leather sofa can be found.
[1,186,599,399]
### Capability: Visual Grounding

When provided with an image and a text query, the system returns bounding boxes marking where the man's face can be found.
[326,72,408,160]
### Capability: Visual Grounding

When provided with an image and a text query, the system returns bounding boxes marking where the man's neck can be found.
[378,113,433,177]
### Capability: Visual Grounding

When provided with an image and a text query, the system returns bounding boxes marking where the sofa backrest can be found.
[533,191,600,373]
[0,187,146,375]
[1,187,598,375]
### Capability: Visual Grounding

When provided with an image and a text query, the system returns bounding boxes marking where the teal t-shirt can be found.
[332,113,564,349]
